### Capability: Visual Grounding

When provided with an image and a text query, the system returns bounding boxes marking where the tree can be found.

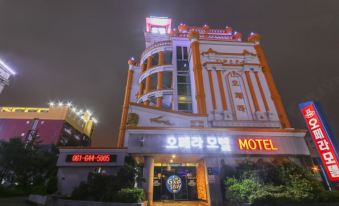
[0,137,58,194]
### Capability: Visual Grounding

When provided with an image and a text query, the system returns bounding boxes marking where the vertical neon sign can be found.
[299,101,339,181]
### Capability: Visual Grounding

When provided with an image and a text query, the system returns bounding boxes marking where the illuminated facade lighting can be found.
[0,58,16,94]
[0,58,16,75]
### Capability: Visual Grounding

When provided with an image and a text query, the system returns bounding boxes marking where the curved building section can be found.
[137,40,174,109]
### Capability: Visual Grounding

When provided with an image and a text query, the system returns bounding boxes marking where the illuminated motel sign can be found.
[238,138,278,151]
[166,136,231,152]
[165,136,278,152]
[299,101,339,181]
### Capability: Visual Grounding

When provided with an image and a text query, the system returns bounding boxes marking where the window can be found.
[176,46,192,112]
[177,61,189,71]
[163,71,172,89]
[177,75,190,84]
[183,47,188,60]
[176,46,182,59]
[151,53,159,66]
[177,84,191,96]
[164,51,172,65]
[178,102,192,112]
[150,73,158,91]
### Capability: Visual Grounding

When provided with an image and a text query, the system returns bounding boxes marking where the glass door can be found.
[153,165,197,201]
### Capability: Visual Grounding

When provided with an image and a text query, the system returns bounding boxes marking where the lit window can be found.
[151,27,166,34]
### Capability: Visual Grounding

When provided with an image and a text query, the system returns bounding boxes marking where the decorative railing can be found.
[141,40,172,61]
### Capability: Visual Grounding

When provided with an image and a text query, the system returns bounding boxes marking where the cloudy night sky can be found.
[0,0,338,147]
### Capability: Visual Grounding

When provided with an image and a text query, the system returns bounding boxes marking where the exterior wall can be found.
[0,119,64,144]
[0,119,91,145]
[197,41,281,128]
[58,167,120,196]
[0,106,95,144]
[57,148,128,196]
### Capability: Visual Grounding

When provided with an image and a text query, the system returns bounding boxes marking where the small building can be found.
[0,104,95,146]
[57,147,127,195]
[0,58,16,94]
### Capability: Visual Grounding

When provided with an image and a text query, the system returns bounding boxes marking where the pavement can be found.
[0,196,33,206]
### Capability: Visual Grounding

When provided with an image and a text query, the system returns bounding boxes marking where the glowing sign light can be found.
[166,136,231,152]
[299,101,339,181]
[66,154,116,163]
[238,138,278,151]
[166,175,182,194]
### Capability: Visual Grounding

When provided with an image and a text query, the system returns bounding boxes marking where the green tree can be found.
[0,137,58,194]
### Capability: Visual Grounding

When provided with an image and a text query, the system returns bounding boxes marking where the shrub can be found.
[318,190,339,202]
[71,182,89,200]
[0,185,26,197]
[115,188,144,203]
[225,178,260,203]
[70,155,144,202]
[224,160,327,204]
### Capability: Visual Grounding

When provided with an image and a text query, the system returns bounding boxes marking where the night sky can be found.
[0,0,338,147]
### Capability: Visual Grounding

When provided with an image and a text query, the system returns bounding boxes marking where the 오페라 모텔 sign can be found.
[127,133,309,155]
[299,101,339,181]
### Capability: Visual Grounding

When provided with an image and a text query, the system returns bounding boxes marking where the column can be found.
[156,51,164,107]
[254,44,291,128]
[143,156,154,206]
[204,157,222,206]
[188,31,207,114]
[245,71,260,112]
[217,70,228,111]
[254,71,270,112]
[144,56,153,106]
[138,64,146,99]
[208,69,217,110]
[117,58,136,148]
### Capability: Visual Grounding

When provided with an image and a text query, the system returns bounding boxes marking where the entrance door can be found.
[153,165,197,201]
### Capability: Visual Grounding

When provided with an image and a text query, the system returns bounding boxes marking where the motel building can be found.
[57,17,312,206]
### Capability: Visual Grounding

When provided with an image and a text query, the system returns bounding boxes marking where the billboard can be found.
[299,101,339,181]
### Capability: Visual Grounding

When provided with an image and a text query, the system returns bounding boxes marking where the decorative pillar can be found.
[204,157,222,206]
[254,71,270,112]
[254,44,291,128]
[217,70,228,111]
[117,58,136,148]
[245,71,260,112]
[156,51,164,107]
[138,64,146,99]
[188,31,207,114]
[158,51,164,65]
[207,69,217,110]
[143,156,154,206]
[144,56,153,106]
